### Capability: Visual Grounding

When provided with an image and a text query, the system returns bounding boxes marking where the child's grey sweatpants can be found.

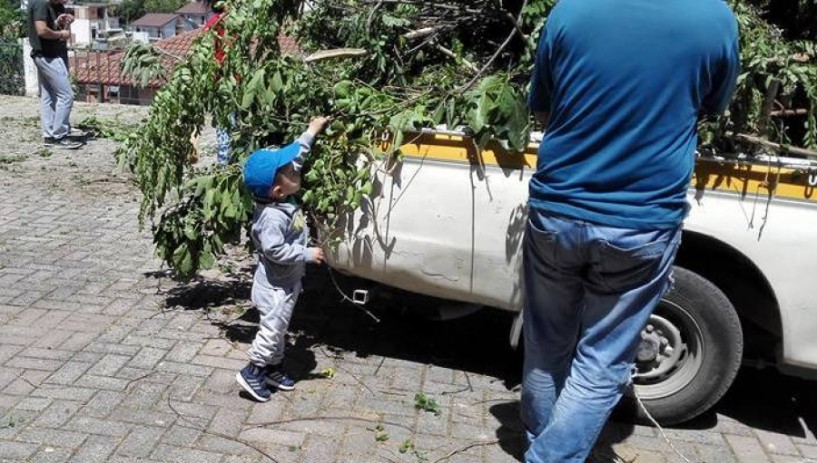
[247,282,301,367]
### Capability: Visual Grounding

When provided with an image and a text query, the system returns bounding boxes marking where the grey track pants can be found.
[247,281,301,367]
[33,55,74,140]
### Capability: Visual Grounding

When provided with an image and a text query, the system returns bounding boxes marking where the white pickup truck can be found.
[326,129,817,425]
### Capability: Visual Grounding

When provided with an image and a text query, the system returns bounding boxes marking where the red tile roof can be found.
[71,30,303,88]
[131,13,179,28]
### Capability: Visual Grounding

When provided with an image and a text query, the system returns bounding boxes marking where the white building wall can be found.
[132,31,149,43]
[70,18,93,47]
[21,39,39,98]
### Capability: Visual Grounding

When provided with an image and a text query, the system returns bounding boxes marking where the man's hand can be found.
[56,14,74,28]
[308,247,325,264]
[307,116,332,138]
[35,20,71,40]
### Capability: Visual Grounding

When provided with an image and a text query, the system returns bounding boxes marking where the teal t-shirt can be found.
[528,0,739,230]
[27,0,67,59]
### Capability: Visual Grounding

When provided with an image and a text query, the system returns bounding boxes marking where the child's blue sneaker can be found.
[265,364,296,391]
[236,363,272,402]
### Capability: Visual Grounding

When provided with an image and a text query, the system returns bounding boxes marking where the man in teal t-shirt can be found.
[522,0,739,460]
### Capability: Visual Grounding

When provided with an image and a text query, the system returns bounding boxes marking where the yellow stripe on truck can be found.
[693,159,817,203]
[390,132,817,203]
[390,132,538,169]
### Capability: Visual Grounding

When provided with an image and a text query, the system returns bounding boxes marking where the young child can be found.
[237,116,330,401]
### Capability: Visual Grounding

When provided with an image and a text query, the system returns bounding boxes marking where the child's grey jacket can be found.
[250,132,315,289]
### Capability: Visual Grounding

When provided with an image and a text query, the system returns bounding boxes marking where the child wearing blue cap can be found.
[237,116,330,402]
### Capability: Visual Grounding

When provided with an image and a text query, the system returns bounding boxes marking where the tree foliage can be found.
[119,0,817,277]
[117,0,146,25]
[116,0,188,24]
[0,0,24,40]
[143,0,187,14]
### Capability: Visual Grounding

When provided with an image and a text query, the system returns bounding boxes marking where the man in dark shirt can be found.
[27,0,82,149]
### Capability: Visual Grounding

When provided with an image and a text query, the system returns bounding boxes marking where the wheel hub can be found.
[635,316,685,381]
[637,332,660,362]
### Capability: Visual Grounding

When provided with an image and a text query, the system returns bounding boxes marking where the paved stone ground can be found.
[1,94,816,463]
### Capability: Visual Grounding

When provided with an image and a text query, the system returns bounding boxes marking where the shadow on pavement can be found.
[157,266,817,461]
[489,401,526,462]
[681,366,817,438]
[293,268,523,386]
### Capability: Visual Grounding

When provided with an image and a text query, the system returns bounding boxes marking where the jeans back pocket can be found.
[589,233,675,294]
[525,216,560,268]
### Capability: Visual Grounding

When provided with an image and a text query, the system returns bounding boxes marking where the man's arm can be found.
[528,20,555,128]
[35,20,70,40]
[701,23,740,116]
[31,1,70,41]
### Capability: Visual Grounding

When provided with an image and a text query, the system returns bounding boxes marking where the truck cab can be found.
[326,129,817,424]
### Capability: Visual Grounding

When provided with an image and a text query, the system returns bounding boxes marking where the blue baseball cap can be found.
[242,142,300,198]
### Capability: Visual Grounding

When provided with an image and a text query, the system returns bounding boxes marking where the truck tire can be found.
[617,266,743,425]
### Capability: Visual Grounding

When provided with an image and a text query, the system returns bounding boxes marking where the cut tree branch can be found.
[434,43,479,72]
[304,48,368,63]
[360,0,484,14]
[770,109,809,117]
[403,26,444,40]
[457,0,528,93]
[728,132,817,159]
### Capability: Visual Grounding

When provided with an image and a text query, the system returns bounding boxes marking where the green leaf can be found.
[270,71,284,93]
[200,249,215,269]
[172,243,194,276]
[184,224,198,240]
[361,181,372,196]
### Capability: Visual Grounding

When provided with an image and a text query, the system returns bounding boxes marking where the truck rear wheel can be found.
[617,266,744,425]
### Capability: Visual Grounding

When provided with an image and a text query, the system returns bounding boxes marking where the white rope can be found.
[326,267,381,323]
[632,386,692,463]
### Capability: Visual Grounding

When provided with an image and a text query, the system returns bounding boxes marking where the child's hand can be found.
[307,247,325,264]
[307,117,332,137]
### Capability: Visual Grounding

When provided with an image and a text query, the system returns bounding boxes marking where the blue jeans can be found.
[521,207,681,462]
[215,113,236,164]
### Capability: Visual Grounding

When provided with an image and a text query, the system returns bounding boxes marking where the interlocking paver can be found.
[47,361,94,385]
[127,347,167,370]
[726,434,773,463]
[17,427,88,447]
[207,407,247,438]
[30,446,73,463]
[115,425,166,458]
[30,400,82,428]
[150,443,224,463]
[160,425,202,446]
[70,435,119,463]
[80,390,124,418]
[800,445,817,459]
[755,429,801,456]
[0,441,38,461]
[63,416,132,437]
